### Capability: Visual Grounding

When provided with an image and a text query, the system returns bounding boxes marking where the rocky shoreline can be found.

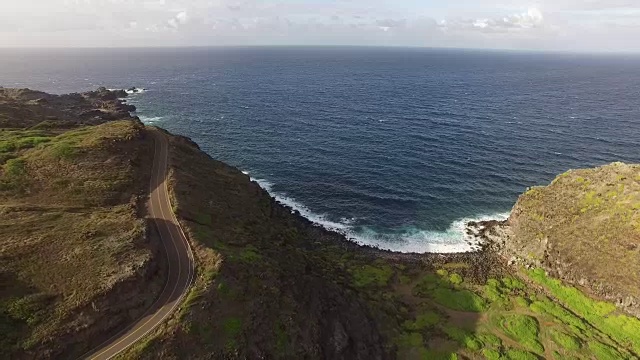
[168,131,505,284]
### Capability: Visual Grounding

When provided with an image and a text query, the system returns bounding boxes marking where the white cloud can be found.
[0,0,638,51]
[167,11,189,29]
[176,11,189,24]
[473,19,489,29]
[442,7,546,33]
[507,8,544,28]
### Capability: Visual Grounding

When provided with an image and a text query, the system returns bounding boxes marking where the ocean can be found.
[1,47,639,253]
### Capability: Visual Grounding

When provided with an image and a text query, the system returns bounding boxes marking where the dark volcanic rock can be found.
[112,89,128,98]
[0,87,136,128]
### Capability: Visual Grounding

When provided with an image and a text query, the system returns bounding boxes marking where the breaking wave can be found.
[252,176,509,254]
[253,178,351,232]
[139,116,163,124]
[126,87,147,94]
[107,87,147,95]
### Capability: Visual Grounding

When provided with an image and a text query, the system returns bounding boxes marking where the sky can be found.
[1,0,640,52]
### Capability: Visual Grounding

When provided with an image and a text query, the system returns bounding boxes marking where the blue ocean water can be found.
[1,47,639,252]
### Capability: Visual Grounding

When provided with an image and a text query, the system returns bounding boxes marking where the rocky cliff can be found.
[469,162,640,318]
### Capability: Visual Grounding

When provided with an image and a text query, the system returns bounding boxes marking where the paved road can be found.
[83,128,195,359]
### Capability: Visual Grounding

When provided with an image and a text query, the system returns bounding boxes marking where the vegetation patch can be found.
[528,268,640,354]
[274,320,290,355]
[442,262,470,271]
[501,277,525,291]
[414,273,446,295]
[222,317,242,338]
[483,349,502,360]
[4,158,26,177]
[432,288,487,312]
[402,311,440,331]
[477,332,502,349]
[351,263,394,288]
[442,325,482,351]
[423,350,458,360]
[504,348,538,360]
[449,273,463,285]
[495,314,544,354]
[529,300,587,330]
[395,332,429,359]
[194,212,212,226]
[234,245,262,264]
[549,329,581,350]
[587,341,624,360]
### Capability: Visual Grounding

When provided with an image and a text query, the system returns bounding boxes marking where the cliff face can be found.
[472,162,640,317]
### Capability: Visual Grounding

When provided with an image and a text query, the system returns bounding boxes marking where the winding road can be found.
[83,128,195,359]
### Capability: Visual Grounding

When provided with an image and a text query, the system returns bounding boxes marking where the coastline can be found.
[126,88,511,255]
[5,87,640,359]
[122,90,640,323]
[253,173,511,254]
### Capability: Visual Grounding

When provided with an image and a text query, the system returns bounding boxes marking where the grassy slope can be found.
[0,120,157,358]
[119,135,640,360]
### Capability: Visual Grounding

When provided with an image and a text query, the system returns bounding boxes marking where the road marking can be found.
[82,130,195,360]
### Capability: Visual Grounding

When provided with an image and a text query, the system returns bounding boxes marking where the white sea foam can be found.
[251,176,509,254]
[107,87,147,94]
[126,87,147,94]
[351,212,510,253]
[139,116,163,124]
[253,178,351,232]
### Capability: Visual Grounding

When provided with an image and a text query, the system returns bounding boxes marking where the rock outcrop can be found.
[0,87,138,128]
[468,162,640,318]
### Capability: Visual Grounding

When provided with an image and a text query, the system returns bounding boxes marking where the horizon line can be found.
[1,44,639,56]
